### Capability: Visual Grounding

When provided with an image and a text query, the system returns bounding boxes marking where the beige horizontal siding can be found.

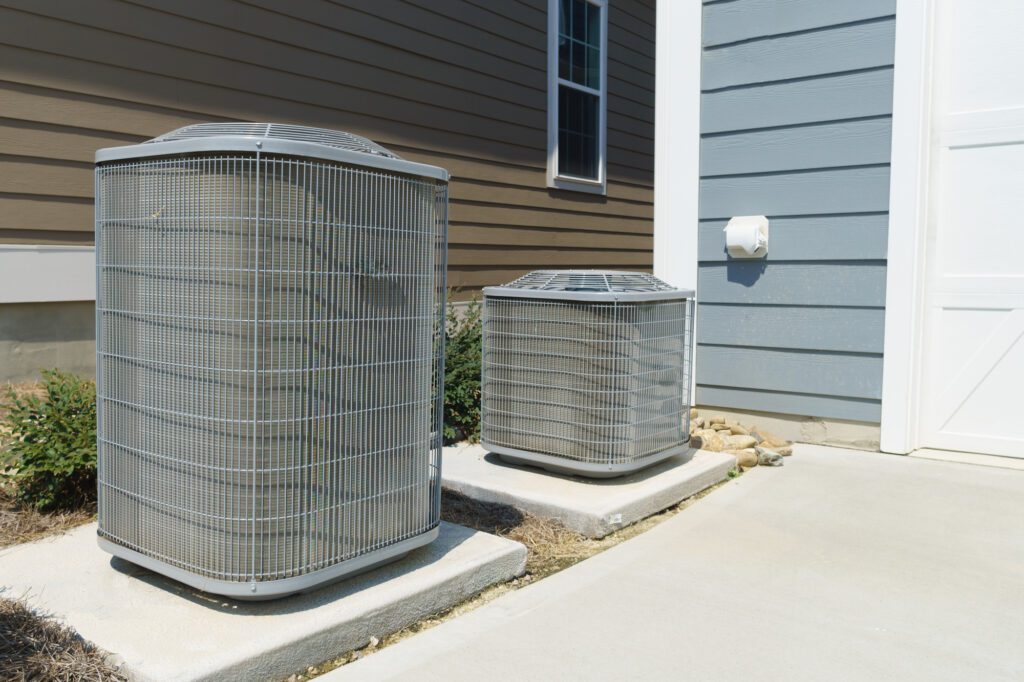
[0,0,654,291]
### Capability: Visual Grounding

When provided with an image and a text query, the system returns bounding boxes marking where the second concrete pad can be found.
[442,445,736,537]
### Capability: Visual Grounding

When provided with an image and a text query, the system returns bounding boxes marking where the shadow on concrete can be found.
[481,449,697,487]
[107,524,472,615]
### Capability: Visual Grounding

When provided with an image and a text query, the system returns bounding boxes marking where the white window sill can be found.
[548,175,607,196]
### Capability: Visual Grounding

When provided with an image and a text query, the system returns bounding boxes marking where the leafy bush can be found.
[443,297,482,444]
[1,370,97,511]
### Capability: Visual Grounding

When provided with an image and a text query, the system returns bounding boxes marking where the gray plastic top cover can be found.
[95,122,448,181]
[484,270,695,302]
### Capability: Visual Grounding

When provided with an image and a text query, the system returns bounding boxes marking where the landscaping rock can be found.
[689,418,794,460]
[750,428,792,450]
[722,434,757,450]
[690,433,725,451]
[729,449,758,468]
[756,447,784,467]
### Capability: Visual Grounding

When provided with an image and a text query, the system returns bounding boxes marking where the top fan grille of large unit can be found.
[145,122,400,159]
[500,270,676,293]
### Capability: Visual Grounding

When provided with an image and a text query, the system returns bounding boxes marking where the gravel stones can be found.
[688,413,793,469]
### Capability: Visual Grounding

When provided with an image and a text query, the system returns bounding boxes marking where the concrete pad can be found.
[0,521,526,682]
[442,444,735,537]
[327,444,1024,682]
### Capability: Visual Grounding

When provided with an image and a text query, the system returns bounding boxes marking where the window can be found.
[548,0,607,193]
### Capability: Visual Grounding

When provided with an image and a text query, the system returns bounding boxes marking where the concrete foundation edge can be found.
[443,451,736,538]
[199,536,527,682]
[695,405,880,451]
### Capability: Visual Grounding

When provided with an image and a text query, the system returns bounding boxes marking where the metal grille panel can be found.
[481,280,693,472]
[95,151,446,589]
[501,270,677,293]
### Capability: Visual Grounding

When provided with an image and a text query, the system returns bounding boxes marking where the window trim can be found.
[547,0,608,195]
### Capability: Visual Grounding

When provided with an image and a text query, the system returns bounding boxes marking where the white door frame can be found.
[652,0,702,292]
[653,1,940,452]
[879,0,936,454]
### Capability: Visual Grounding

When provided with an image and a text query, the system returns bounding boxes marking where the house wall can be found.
[0,0,655,381]
[695,0,896,423]
[0,301,95,380]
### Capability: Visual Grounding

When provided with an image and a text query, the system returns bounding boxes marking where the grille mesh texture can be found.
[147,123,400,158]
[501,270,677,293]
[95,149,446,590]
[481,273,693,474]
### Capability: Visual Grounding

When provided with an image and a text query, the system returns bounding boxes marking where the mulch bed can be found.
[441,489,600,578]
[0,491,94,551]
[0,597,126,682]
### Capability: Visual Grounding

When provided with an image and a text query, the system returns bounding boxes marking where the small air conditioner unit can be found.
[94,123,448,599]
[481,271,694,478]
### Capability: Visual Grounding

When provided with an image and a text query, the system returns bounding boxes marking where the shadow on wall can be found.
[725,258,768,287]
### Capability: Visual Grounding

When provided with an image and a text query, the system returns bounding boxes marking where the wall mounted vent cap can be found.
[724,215,769,258]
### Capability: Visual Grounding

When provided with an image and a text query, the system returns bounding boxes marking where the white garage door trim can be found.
[880,0,935,455]
[882,0,1024,459]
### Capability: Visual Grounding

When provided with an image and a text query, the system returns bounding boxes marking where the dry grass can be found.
[0,596,126,682]
[0,490,94,550]
[290,477,736,680]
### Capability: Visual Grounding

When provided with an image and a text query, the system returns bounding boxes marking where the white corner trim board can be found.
[653,0,701,292]
[0,245,96,304]
[880,0,934,454]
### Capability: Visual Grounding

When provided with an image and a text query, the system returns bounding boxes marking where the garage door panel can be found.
[945,2,1024,114]
[923,308,1024,457]
[938,143,1024,277]
[920,0,1024,458]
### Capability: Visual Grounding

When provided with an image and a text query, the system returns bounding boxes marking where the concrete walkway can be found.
[329,444,1024,681]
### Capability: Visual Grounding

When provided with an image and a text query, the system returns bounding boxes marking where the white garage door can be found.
[919,0,1024,458]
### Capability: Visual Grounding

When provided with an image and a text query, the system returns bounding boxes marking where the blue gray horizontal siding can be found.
[696,0,896,422]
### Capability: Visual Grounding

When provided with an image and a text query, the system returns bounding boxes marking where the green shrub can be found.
[1,370,97,511]
[443,297,482,444]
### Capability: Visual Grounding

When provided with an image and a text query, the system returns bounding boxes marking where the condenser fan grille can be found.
[502,270,676,293]
[481,272,693,476]
[95,148,446,594]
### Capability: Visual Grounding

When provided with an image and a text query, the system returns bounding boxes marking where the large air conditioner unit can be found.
[94,123,448,599]
[481,271,694,478]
